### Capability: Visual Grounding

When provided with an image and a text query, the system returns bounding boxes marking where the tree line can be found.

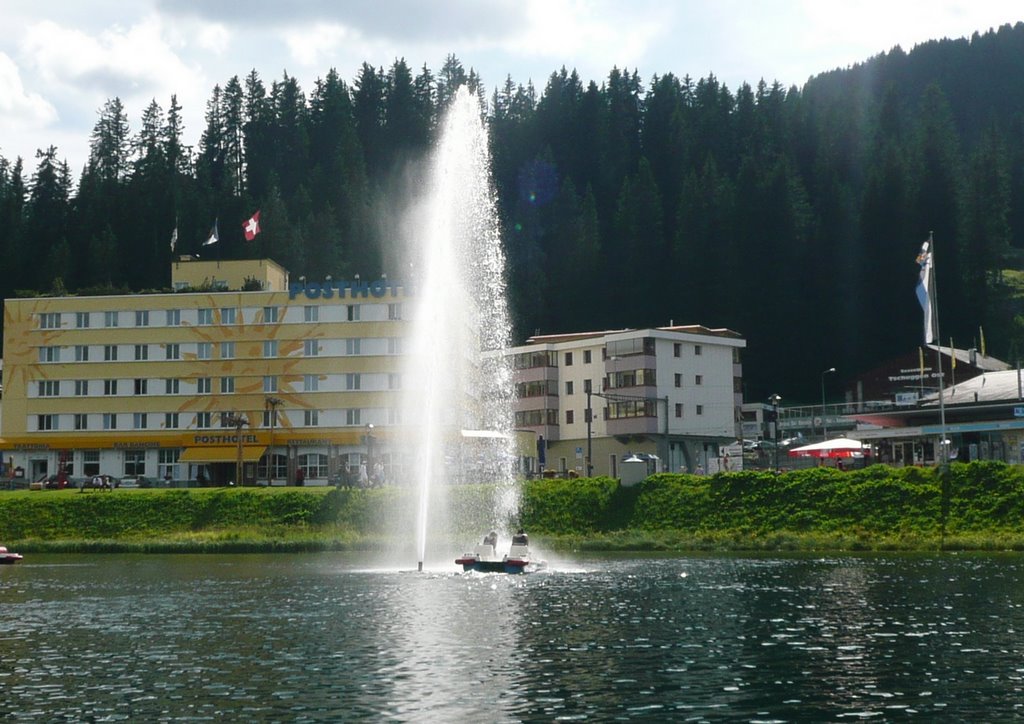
[3,25,1024,400]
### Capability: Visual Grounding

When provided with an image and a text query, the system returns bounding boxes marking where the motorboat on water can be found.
[455,538,546,574]
[0,546,23,564]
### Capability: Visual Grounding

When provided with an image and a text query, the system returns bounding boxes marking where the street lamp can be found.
[585,388,593,477]
[821,367,836,439]
[265,396,282,485]
[365,423,375,485]
[768,394,782,472]
[223,412,249,486]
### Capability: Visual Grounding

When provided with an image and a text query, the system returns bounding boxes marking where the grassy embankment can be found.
[3,461,1024,553]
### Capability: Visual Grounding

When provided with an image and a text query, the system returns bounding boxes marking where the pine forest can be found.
[4,24,1024,401]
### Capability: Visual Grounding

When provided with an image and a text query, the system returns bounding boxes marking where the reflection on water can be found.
[2,553,1024,720]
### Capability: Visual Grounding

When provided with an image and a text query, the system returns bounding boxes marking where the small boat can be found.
[0,546,23,564]
[455,542,546,574]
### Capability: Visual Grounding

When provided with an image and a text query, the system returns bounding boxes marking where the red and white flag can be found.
[243,210,261,241]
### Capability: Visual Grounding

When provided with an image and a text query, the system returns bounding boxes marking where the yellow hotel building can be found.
[2,257,407,485]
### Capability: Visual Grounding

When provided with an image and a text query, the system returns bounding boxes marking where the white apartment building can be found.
[511,326,745,476]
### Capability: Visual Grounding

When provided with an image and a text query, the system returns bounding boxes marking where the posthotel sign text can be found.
[288,279,405,301]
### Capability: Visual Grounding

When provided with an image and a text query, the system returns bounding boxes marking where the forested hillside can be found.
[3,24,1024,400]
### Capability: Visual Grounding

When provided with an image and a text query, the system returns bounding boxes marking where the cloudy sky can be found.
[1,0,1021,177]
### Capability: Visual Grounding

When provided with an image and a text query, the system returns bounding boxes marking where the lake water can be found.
[2,551,1023,721]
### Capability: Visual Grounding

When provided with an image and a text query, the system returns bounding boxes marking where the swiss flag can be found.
[243,210,261,241]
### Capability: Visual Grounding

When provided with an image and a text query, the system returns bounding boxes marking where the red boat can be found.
[0,546,23,564]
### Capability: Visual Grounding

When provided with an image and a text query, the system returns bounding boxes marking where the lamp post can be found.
[585,388,593,477]
[265,396,282,485]
[820,367,836,439]
[224,412,248,486]
[365,423,375,485]
[768,394,782,472]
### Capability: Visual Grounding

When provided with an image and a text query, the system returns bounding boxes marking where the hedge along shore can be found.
[3,461,1024,553]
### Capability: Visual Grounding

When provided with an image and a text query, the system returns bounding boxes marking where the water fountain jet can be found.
[401,86,517,571]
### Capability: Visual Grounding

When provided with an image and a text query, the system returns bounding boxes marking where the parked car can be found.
[119,475,155,488]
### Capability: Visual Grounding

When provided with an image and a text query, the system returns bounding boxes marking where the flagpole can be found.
[929,231,949,465]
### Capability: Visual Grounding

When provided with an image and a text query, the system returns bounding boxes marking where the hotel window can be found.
[262,409,275,427]
[304,409,320,426]
[39,312,60,329]
[75,345,89,362]
[104,311,119,327]
[166,309,181,326]
[197,378,211,394]
[135,344,149,361]
[134,379,148,395]
[221,307,237,325]
[38,380,60,397]
[220,377,234,394]
[104,379,118,395]
[564,352,573,366]
[388,408,401,425]
[196,412,212,429]
[198,308,213,325]
[675,373,682,388]
[566,381,574,395]
[264,376,278,393]
[584,350,592,364]
[675,403,683,418]
[135,310,149,327]
[133,413,148,430]
[219,413,234,428]
[388,337,402,354]
[39,346,60,363]
[346,338,361,355]
[304,305,319,322]
[158,449,180,480]
[38,414,57,431]
[74,380,88,396]
[165,378,180,394]
[164,413,179,429]
[695,375,703,386]
[674,343,682,357]
[74,414,88,430]
[584,378,592,393]
[82,450,100,476]
[304,374,319,392]
[124,450,145,476]
[104,345,118,361]
[263,340,278,357]
[220,341,235,359]
[388,303,402,320]
[566,410,574,424]
[694,345,702,356]
[263,306,278,323]
[75,311,90,328]
[165,343,180,360]
[347,305,360,321]
[197,342,212,360]
[346,409,361,426]
[346,373,361,390]
[696,405,704,415]
[304,339,319,356]
[103,413,117,430]
[388,373,401,390]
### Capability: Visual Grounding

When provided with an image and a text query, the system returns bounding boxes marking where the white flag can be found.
[170,226,178,252]
[916,239,934,344]
[204,219,219,246]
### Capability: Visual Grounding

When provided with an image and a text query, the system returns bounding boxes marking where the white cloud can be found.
[284,23,358,68]
[511,0,672,78]
[0,52,57,128]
